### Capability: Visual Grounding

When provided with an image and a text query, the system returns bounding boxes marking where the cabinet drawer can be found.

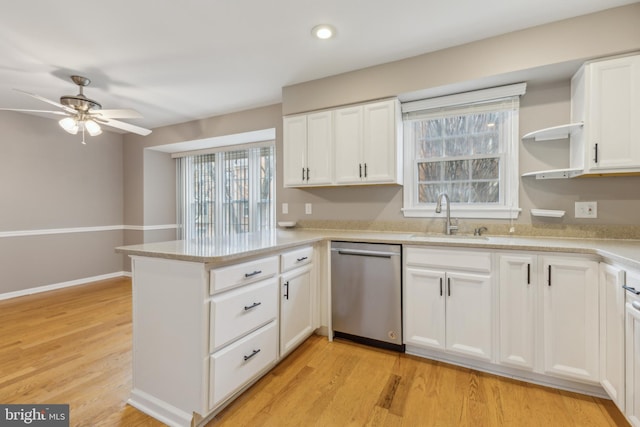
[281,246,313,272]
[405,247,491,273]
[209,321,278,409]
[210,256,279,294]
[210,278,278,352]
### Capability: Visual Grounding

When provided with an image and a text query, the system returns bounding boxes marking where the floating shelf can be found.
[522,168,584,179]
[531,209,565,218]
[522,122,583,142]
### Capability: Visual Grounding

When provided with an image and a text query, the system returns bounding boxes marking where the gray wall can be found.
[0,111,124,294]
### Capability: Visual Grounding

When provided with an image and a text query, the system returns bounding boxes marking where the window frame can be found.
[176,142,275,239]
[401,83,525,219]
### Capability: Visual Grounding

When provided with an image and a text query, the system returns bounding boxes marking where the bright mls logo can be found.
[0,405,69,426]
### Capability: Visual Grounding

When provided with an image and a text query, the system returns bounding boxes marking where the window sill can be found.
[402,206,521,219]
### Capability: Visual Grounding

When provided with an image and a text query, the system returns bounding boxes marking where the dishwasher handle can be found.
[334,249,399,258]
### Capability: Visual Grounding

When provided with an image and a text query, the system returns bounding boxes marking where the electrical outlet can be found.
[282,203,288,214]
[575,201,597,218]
[305,203,312,215]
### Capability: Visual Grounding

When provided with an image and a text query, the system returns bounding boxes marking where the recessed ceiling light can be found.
[312,24,335,40]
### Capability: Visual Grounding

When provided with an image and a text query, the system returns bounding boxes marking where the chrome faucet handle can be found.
[474,226,488,236]
[448,219,459,234]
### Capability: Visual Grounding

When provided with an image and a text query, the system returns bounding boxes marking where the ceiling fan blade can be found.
[0,108,68,116]
[91,108,143,119]
[14,89,76,114]
[96,117,152,136]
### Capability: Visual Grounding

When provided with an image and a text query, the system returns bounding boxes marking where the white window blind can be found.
[177,144,275,239]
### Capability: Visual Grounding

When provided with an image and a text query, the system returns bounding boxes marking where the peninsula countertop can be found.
[115,229,640,270]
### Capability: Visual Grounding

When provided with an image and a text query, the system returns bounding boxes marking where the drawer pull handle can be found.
[244,302,262,311]
[624,285,640,295]
[296,256,308,262]
[243,349,261,361]
[245,270,262,278]
[633,301,640,312]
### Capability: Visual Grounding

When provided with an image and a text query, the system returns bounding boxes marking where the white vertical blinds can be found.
[176,144,274,239]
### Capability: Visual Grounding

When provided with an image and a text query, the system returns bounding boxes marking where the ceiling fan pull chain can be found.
[81,125,86,145]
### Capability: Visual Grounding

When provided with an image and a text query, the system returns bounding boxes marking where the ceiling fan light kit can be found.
[59,117,79,134]
[1,75,152,144]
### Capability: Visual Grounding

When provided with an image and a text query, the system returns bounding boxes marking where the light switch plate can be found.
[575,201,597,218]
[305,203,312,215]
[282,203,288,214]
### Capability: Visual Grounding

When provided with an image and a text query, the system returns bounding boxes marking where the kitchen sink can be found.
[408,233,490,241]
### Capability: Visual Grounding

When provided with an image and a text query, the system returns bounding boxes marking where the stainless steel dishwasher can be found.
[331,241,403,351]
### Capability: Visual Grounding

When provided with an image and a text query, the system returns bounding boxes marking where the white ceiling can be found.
[0,0,636,132]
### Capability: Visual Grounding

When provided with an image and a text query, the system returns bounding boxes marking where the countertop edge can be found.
[115,230,640,270]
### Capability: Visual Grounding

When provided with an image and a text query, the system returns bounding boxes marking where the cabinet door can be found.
[306,111,333,185]
[600,263,626,411]
[588,55,640,171]
[404,267,446,350]
[334,106,363,184]
[446,271,492,361]
[283,115,308,187]
[498,254,536,370]
[363,100,399,184]
[541,257,599,383]
[626,296,640,427]
[280,265,313,356]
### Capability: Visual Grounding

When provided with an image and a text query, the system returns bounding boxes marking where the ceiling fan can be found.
[0,75,152,144]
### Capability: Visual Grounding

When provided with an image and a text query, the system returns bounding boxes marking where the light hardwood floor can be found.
[0,277,629,426]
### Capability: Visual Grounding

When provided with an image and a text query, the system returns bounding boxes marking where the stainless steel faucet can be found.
[435,193,458,235]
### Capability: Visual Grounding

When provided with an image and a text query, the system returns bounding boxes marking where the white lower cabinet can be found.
[626,272,640,427]
[541,256,599,384]
[280,264,313,357]
[209,321,278,409]
[498,254,537,370]
[599,262,626,412]
[128,245,317,427]
[404,247,493,361]
[209,278,278,352]
[497,253,600,385]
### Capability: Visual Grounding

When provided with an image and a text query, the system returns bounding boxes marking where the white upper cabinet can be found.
[283,111,333,187]
[334,105,363,184]
[571,54,640,174]
[334,99,402,185]
[283,115,307,187]
[283,98,402,187]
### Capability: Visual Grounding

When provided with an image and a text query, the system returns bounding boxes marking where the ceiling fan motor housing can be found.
[60,95,102,112]
[60,75,101,112]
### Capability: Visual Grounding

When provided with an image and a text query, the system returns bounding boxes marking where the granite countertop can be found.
[115,228,640,270]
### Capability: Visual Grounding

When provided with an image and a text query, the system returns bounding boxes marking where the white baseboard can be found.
[0,271,130,301]
[128,389,193,427]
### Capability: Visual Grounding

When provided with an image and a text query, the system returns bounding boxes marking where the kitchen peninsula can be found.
[117,229,640,427]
